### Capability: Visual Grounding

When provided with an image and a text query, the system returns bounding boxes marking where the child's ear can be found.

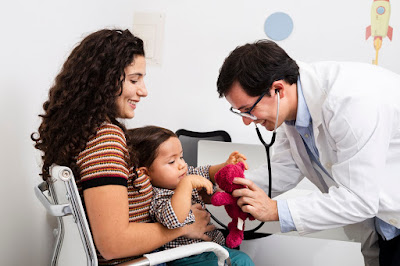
[138,167,149,176]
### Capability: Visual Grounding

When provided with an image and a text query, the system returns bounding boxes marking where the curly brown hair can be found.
[31,29,145,181]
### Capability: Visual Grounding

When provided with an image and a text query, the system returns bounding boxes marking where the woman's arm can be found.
[84,185,213,260]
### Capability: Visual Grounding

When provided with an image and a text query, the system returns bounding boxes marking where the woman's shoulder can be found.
[77,122,130,180]
[79,122,128,158]
[96,122,126,139]
[86,122,127,145]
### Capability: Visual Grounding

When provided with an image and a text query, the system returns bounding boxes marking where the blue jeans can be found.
[167,246,254,266]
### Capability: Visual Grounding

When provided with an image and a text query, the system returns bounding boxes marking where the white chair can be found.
[34,165,230,266]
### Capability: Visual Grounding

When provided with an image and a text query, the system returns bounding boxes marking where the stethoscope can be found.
[210,90,280,236]
[255,89,280,199]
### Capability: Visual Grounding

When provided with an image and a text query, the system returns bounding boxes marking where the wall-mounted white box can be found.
[133,12,165,66]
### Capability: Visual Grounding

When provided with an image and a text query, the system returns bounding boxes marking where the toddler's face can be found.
[147,137,188,190]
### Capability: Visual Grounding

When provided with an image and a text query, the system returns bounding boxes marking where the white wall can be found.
[1,0,398,265]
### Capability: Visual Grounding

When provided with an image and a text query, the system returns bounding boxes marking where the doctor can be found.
[216,40,400,266]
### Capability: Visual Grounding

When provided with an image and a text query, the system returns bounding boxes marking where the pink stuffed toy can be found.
[211,162,254,248]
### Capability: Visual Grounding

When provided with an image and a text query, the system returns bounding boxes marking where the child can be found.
[127,126,254,266]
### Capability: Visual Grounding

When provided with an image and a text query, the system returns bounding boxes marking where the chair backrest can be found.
[34,165,98,266]
[175,129,231,167]
[198,140,267,170]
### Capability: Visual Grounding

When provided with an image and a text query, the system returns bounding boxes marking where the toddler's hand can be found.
[226,151,248,170]
[186,175,214,195]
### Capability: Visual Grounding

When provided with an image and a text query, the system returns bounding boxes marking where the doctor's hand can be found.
[232,178,279,222]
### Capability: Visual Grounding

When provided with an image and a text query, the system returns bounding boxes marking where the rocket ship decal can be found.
[366,0,393,65]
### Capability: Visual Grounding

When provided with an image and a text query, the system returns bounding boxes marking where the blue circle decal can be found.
[264,12,294,41]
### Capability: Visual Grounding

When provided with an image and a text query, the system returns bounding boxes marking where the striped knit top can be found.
[76,123,153,264]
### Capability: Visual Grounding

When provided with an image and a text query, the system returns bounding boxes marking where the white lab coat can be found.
[246,61,400,236]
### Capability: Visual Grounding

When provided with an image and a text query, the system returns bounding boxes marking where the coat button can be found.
[325,162,332,169]
[389,219,398,226]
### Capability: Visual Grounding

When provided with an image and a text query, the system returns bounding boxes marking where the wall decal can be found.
[366,0,393,65]
[264,12,293,41]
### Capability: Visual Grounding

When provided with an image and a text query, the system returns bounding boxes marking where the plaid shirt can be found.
[150,165,225,249]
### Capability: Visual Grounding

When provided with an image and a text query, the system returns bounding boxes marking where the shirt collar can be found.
[285,78,311,128]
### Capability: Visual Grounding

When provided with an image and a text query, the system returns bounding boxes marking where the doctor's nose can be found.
[242,116,253,126]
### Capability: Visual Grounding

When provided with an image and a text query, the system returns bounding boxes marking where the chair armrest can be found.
[119,242,230,266]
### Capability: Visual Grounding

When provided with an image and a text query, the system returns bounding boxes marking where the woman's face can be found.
[116,55,147,119]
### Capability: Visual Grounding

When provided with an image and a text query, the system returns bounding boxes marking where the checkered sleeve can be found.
[187,165,217,193]
[187,165,211,179]
[150,187,195,229]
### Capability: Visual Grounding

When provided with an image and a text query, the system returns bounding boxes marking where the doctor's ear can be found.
[271,81,285,98]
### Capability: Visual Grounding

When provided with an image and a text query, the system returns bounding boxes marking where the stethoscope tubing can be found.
[248,90,280,233]
[255,89,280,198]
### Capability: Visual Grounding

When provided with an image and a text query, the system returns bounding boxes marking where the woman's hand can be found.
[225,151,248,170]
[183,204,215,241]
[232,177,279,222]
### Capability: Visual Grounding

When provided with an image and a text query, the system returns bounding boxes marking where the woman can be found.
[32,29,214,265]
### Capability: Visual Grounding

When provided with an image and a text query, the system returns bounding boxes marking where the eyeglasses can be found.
[229,90,269,120]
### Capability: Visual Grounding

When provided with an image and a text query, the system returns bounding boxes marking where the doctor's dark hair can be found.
[31,29,145,181]
[217,40,299,98]
[126,126,177,169]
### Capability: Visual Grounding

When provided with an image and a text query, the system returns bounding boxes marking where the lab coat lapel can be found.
[284,125,330,192]
[297,62,328,165]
